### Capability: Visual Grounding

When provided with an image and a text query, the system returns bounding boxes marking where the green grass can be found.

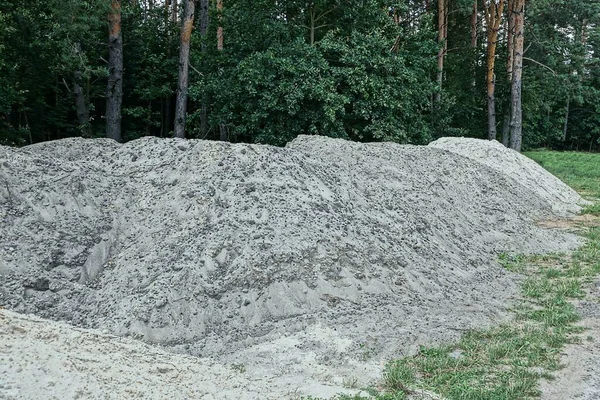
[525,151,600,202]
[325,151,600,400]
[332,226,600,400]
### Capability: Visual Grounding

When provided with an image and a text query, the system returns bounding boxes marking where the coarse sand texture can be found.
[0,136,585,399]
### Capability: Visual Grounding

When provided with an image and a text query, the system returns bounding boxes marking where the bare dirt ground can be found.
[540,281,600,400]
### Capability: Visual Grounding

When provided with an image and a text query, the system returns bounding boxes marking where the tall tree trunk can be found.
[502,0,515,147]
[106,0,123,142]
[509,0,524,151]
[217,0,227,140]
[199,0,209,51]
[501,0,515,147]
[470,1,478,88]
[173,0,195,138]
[163,0,173,137]
[471,1,478,48]
[74,71,91,136]
[581,19,588,47]
[434,0,448,104]
[562,97,570,142]
[309,7,316,45]
[483,0,505,141]
[199,0,210,137]
[171,0,178,23]
[73,43,91,137]
[501,114,510,146]
[217,0,224,51]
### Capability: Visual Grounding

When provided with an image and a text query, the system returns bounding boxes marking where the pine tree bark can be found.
[199,0,210,137]
[73,43,91,137]
[217,0,227,140]
[509,0,524,151]
[483,0,505,141]
[74,71,91,136]
[106,0,123,142]
[171,0,178,23]
[163,0,173,137]
[562,98,570,141]
[434,0,448,104]
[501,0,515,147]
[217,0,224,51]
[471,1,478,48]
[173,0,195,139]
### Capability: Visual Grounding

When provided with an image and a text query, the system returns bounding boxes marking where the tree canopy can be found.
[1,0,599,151]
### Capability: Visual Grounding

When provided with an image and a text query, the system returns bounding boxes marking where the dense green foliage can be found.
[0,0,599,149]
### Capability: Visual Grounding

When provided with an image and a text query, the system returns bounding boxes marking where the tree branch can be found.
[189,62,203,76]
[62,78,73,93]
[523,57,556,74]
[314,7,336,22]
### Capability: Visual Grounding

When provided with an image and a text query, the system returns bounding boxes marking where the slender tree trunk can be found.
[581,19,588,47]
[199,0,209,51]
[171,0,178,23]
[470,1,478,88]
[173,0,195,138]
[217,0,224,51]
[471,1,478,48]
[106,0,123,142]
[73,43,91,137]
[434,0,448,104]
[509,0,524,151]
[501,115,510,146]
[217,0,227,140]
[562,97,569,142]
[310,7,316,46]
[199,0,210,137]
[506,0,515,79]
[501,0,515,147]
[163,0,173,137]
[22,111,32,144]
[74,71,91,136]
[146,100,152,135]
[483,0,505,141]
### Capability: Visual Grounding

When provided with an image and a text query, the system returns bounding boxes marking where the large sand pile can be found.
[0,135,583,398]
[429,137,588,215]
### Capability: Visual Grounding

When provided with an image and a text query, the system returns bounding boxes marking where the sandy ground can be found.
[0,308,372,399]
[540,279,600,400]
[0,136,589,399]
[0,308,449,399]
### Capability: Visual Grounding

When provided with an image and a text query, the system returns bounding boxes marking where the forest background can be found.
[1,0,598,151]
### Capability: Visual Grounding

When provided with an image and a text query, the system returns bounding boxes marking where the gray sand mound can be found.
[0,135,582,397]
[429,137,588,216]
[0,308,287,400]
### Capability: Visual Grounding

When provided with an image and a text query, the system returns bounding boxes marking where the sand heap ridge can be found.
[0,135,584,398]
[429,137,588,216]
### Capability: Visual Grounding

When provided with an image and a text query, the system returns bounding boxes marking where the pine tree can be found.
[106,0,123,142]
[483,0,505,141]
[173,0,195,138]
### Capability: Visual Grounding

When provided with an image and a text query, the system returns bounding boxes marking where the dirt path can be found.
[540,281,600,399]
